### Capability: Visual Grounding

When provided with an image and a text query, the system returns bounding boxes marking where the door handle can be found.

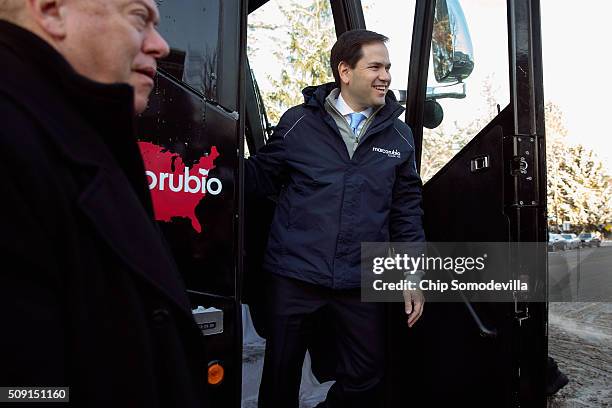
[470,155,490,172]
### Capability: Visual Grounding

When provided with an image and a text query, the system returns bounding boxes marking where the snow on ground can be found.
[242,302,612,407]
[548,302,612,407]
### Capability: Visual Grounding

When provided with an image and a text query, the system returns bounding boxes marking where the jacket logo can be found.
[372,146,401,159]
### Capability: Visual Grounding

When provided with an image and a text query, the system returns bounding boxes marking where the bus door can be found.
[384,0,547,406]
[135,0,247,406]
[245,0,546,406]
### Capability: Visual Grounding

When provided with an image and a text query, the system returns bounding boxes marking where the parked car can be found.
[578,232,601,247]
[560,233,581,249]
[548,233,567,252]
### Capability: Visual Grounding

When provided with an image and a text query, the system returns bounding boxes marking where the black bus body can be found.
[135,0,547,406]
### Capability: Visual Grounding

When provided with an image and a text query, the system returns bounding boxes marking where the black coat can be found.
[0,21,207,407]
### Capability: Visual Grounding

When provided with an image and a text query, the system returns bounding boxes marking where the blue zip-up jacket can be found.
[246,82,425,289]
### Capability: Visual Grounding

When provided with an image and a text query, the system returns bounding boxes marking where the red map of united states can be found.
[138,141,220,233]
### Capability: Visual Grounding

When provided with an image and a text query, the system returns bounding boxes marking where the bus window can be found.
[156,0,221,101]
[420,0,509,183]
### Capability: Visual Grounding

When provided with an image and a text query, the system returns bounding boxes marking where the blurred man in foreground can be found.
[0,1,207,406]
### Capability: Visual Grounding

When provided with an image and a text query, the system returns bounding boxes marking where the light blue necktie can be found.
[348,112,367,137]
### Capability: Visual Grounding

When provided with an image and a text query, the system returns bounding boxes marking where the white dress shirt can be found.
[335,92,373,136]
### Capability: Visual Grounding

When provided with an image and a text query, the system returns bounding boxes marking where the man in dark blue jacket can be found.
[246,29,425,408]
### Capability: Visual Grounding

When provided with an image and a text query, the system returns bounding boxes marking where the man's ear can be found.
[338,61,352,86]
[26,0,68,39]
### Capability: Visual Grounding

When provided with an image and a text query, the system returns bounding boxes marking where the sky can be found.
[540,0,612,171]
[249,0,612,173]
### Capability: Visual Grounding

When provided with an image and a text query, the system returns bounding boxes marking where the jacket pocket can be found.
[285,180,325,231]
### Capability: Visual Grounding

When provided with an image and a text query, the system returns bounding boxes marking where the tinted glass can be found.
[156,0,220,101]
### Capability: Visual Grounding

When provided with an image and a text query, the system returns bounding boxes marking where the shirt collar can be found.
[335,91,373,118]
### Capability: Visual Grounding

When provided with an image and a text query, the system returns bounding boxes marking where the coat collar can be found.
[0,21,193,315]
[302,82,405,129]
[0,21,143,188]
[0,20,136,123]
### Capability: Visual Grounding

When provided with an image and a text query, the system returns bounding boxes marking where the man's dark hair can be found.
[330,29,389,86]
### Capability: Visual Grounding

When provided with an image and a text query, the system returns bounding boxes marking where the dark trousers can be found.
[258,274,385,408]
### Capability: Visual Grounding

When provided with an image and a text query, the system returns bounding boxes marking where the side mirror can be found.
[432,0,474,84]
[390,90,443,129]
[423,99,444,129]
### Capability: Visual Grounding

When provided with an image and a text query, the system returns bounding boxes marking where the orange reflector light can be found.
[208,362,224,385]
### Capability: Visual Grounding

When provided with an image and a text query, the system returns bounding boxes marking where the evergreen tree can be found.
[249,0,335,123]
[546,102,612,232]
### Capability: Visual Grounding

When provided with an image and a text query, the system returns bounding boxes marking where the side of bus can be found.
[136,0,547,406]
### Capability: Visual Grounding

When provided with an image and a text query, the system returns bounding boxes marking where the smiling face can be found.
[338,42,391,112]
[55,0,169,113]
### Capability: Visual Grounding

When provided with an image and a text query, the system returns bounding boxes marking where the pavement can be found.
[549,242,612,302]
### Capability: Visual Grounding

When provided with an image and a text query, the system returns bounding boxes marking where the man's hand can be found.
[403,288,424,328]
